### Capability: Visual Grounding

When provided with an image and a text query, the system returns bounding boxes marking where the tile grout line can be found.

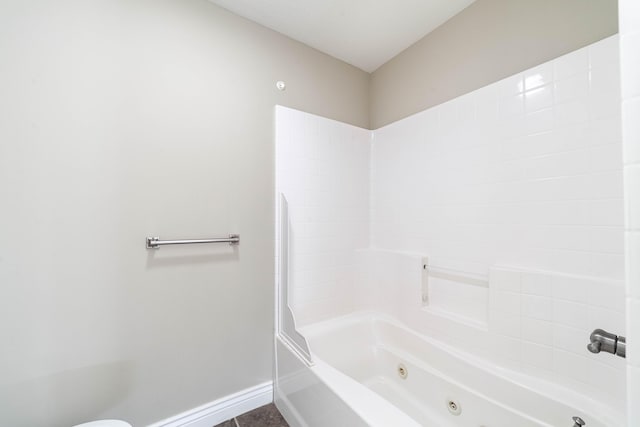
[233,417,240,427]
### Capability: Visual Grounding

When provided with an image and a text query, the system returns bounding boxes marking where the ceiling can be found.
[209,0,476,73]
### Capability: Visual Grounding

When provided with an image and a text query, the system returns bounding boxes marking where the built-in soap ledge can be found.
[421,258,489,329]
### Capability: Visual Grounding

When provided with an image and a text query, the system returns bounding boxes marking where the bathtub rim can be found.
[275,335,421,427]
[299,310,625,427]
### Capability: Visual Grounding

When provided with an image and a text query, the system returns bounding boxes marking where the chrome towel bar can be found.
[146,234,239,249]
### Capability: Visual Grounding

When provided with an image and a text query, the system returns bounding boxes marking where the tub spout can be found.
[587,329,626,358]
[586,341,601,353]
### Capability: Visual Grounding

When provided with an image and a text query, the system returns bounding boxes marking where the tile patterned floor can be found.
[213,403,289,427]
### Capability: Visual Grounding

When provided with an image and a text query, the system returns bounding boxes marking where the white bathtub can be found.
[281,312,621,427]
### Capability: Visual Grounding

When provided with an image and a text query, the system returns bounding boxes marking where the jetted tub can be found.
[294,313,621,427]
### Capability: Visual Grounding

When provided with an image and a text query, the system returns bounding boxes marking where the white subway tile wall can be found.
[275,106,371,326]
[489,267,625,408]
[620,0,640,424]
[371,35,623,281]
[369,35,625,412]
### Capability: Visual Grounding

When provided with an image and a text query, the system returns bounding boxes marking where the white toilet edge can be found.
[72,420,132,427]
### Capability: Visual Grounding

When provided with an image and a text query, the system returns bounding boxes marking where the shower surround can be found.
[275,35,626,426]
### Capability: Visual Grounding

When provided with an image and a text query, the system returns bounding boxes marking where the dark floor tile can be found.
[213,419,236,427]
[236,403,289,427]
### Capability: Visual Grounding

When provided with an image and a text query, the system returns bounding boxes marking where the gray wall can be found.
[0,1,368,426]
[370,0,619,128]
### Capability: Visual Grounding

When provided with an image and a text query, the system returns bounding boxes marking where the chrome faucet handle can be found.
[573,416,586,426]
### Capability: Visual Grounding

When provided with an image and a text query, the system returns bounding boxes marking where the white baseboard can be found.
[147,381,273,427]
